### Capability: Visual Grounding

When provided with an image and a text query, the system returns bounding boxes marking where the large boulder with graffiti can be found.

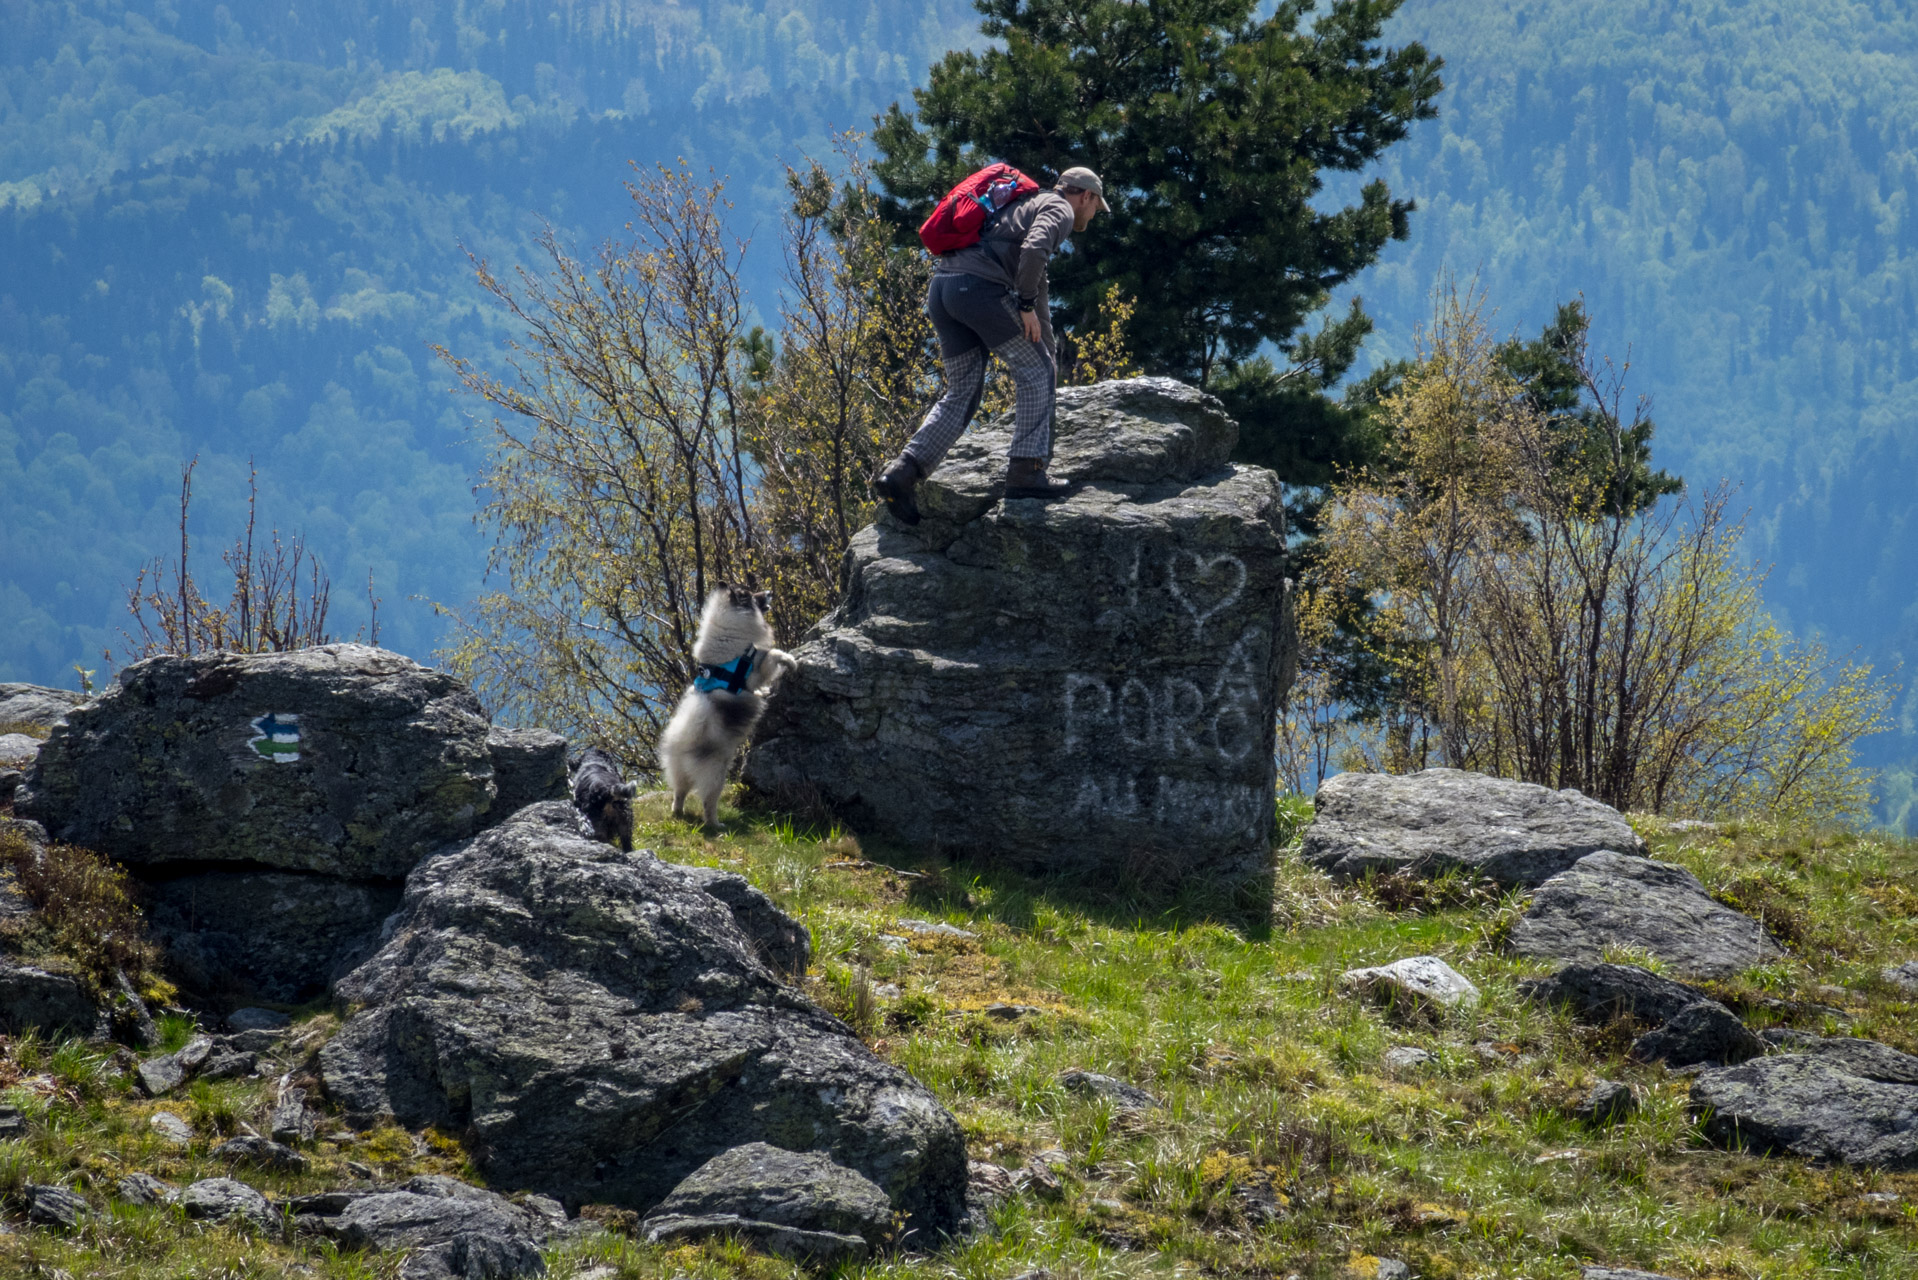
[744,378,1296,882]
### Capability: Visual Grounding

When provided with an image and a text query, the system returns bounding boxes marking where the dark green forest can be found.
[7,0,1918,823]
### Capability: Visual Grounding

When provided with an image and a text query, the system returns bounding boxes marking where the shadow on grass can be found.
[731,791,1277,942]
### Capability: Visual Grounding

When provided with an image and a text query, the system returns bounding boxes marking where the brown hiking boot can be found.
[872,453,925,525]
[1004,456,1072,500]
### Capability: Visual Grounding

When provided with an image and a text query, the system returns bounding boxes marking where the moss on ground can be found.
[0,796,1914,1278]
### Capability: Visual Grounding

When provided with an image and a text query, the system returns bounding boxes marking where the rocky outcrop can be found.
[745,378,1295,881]
[1691,1041,1918,1167]
[671,864,812,976]
[318,802,967,1232]
[142,870,402,1004]
[21,645,497,877]
[1301,769,1646,887]
[0,684,86,731]
[486,727,570,817]
[0,961,98,1038]
[1508,851,1784,978]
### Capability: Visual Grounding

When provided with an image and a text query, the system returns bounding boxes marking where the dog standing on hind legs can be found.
[660,582,796,832]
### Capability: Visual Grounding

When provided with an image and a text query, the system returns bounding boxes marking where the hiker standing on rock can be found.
[873,164,1110,525]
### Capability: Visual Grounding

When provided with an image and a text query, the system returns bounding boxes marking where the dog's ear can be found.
[714,579,733,593]
[753,590,771,613]
[620,781,639,799]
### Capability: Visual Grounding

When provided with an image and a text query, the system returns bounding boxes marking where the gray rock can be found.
[181,1177,273,1228]
[1300,768,1646,887]
[487,727,570,817]
[1059,1070,1161,1110]
[1508,851,1785,978]
[143,869,403,1004]
[669,865,811,976]
[26,1184,90,1228]
[1882,961,1918,993]
[176,1035,214,1072]
[1340,955,1480,1010]
[0,734,39,769]
[1692,1051,1918,1166]
[214,1135,308,1171]
[115,1172,177,1205]
[319,802,967,1231]
[272,1080,315,1143]
[640,1143,894,1248]
[149,1110,194,1146]
[1382,1046,1437,1069]
[745,378,1295,881]
[227,1007,292,1033]
[0,684,85,731]
[1758,1031,1918,1083]
[304,1180,547,1279]
[20,645,496,877]
[0,768,23,805]
[0,1105,24,1139]
[201,1051,257,1081]
[1573,1081,1639,1125]
[1583,1269,1682,1280]
[136,1053,189,1097]
[1629,1000,1766,1068]
[0,962,98,1038]
[1370,1261,1411,1280]
[1519,962,1711,1026]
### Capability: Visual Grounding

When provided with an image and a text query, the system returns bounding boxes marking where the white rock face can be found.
[1340,955,1480,1010]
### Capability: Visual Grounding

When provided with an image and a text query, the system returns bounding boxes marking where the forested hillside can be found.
[1362,0,1918,825]
[0,0,977,676]
[8,0,1918,822]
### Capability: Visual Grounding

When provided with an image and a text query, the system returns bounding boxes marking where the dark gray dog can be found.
[570,747,638,852]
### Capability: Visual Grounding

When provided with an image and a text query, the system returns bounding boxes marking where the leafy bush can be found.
[0,826,166,1002]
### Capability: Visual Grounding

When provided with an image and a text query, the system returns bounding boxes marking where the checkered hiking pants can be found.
[905,276,1057,471]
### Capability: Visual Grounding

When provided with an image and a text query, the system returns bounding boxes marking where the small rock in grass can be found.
[200,1051,257,1081]
[0,1105,25,1139]
[1862,1191,1902,1206]
[1382,1046,1436,1070]
[1344,1253,1410,1280]
[272,1083,313,1143]
[1758,1031,1918,1083]
[149,1110,194,1146]
[1582,1268,1683,1280]
[1519,962,1709,1026]
[896,918,976,939]
[175,1035,214,1072]
[1474,1040,1519,1063]
[346,1161,376,1180]
[985,1002,1042,1019]
[182,1177,274,1229]
[115,1172,178,1205]
[872,983,902,1000]
[26,1184,89,1228]
[214,1134,308,1171]
[220,1029,284,1055]
[1690,1050,1918,1165]
[1879,961,1918,994]
[1629,1001,1766,1068]
[636,1143,895,1248]
[967,1160,1017,1207]
[227,1007,292,1033]
[1340,956,1479,1011]
[1573,1081,1638,1125]
[1021,1156,1064,1202]
[1059,1069,1160,1110]
[136,1054,188,1097]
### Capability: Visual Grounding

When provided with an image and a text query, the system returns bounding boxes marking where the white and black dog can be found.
[659,583,796,830]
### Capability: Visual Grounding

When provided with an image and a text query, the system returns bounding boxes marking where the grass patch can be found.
[0,826,171,1005]
[0,793,1914,1277]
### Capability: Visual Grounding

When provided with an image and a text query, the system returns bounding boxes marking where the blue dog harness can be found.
[693,645,758,694]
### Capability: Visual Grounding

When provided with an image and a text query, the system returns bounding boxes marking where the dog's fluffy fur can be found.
[571,746,638,851]
[659,583,795,830]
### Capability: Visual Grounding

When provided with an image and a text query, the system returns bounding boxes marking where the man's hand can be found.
[1021,309,1043,344]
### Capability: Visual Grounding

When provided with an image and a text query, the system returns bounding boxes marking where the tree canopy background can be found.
[7,0,1918,824]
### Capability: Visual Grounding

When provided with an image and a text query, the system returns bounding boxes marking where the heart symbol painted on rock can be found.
[1167,552,1246,639]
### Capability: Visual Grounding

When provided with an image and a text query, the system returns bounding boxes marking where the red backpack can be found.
[917,162,1040,255]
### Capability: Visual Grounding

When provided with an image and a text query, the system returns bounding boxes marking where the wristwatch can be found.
[1017,297,1036,313]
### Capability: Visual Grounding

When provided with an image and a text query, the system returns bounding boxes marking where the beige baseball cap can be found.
[1056,166,1111,211]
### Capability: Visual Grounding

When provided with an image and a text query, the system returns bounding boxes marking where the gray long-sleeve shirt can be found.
[933,189,1075,350]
